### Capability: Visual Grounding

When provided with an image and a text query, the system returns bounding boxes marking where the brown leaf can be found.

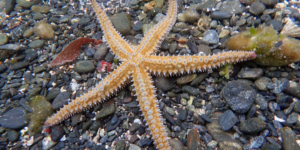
[49,38,101,67]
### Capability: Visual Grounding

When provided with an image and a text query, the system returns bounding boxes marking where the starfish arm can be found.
[136,0,178,55]
[132,67,170,150]
[45,62,132,126]
[91,0,134,60]
[141,51,256,75]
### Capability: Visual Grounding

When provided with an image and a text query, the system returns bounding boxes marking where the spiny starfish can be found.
[45,0,256,149]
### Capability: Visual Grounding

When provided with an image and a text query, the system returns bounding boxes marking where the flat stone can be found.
[74,60,95,74]
[51,92,71,109]
[96,100,116,119]
[12,61,29,70]
[240,118,266,134]
[220,110,238,131]
[0,107,27,129]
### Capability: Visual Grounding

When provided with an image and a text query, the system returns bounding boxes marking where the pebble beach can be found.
[0,0,300,149]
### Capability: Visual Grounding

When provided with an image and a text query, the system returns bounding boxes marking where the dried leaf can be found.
[49,38,101,67]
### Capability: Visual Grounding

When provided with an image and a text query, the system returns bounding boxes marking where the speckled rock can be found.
[0,34,8,45]
[34,21,55,39]
[221,81,256,113]
[240,118,266,134]
[0,107,27,129]
[74,60,95,74]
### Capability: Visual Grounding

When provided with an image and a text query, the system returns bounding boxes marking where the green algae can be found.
[225,25,300,66]
[27,95,54,136]
[219,64,234,79]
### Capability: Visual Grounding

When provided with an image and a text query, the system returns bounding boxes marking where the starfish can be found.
[45,0,256,149]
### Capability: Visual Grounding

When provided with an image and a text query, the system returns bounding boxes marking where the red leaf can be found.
[49,38,102,67]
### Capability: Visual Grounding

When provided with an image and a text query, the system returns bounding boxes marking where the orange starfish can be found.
[45,0,256,149]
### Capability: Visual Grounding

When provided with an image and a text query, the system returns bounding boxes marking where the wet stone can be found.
[34,21,54,39]
[0,34,8,45]
[74,60,95,74]
[28,40,44,48]
[220,110,238,131]
[249,2,265,16]
[267,20,283,31]
[95,100,116,119]
[12,61,29,70]
[186,41,198,54]
[94,43,109,60]
[240,117,266,134]
[33,12,46,20]
[238,68,263,79]
[207,113,243,150]
[286,112,298,124]
[178,109,187,121]
[202,30,219,44]
[196,0,219,12]
[154,76,176,91]
[25,51,38,61]
[187,129,202,150]
[17,0,34,8]
[245,136,264,149]
[110,13,131,35]
[186,86,201,96]
[0,44,21,51]
[31,5,50,13]
[0,107,27,129]
[33,65,46,73]
[221,81,256,113]
[255,77,272,91]
[278,127,300,150]
[7,130,19,142]
[116,140,126,150]
[219,0,244,15]
[0,64,7,73]
[177,74,197,85]
[138,138,153,147]
[23,28,34,38]
[51,125,64,142]
[270,78,289,94]
[129,123,140,133]
[51,92,71,109]
[210,11,231,20]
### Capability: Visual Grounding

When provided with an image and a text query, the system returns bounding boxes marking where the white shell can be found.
[280,18,300,37]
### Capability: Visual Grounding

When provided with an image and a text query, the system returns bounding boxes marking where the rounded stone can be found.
[74,60,95,74]
[0,34,8,45]
[240,118,266,134]
[51,125,65,142]
[221,81,256,113]
[28,40,44,48]
[202,30,219,44]
[34,21,55,39]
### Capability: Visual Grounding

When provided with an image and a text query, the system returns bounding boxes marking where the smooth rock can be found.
[0,107,27,129]
[34,21,54,39]
[202,30,219,44]
[221,81,256,113]
[51,125,64,142]
[220,110,238,131]
[74,60,95,74]
[240,118,266,134]
[110,13,131,35]
[249,2,265,16]
[0,34,8,45]
[51,92,71,109]
[237,68,263,79]
[96,100,116,119]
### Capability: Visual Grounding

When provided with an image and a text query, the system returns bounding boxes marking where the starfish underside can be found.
[45,0,256,149]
